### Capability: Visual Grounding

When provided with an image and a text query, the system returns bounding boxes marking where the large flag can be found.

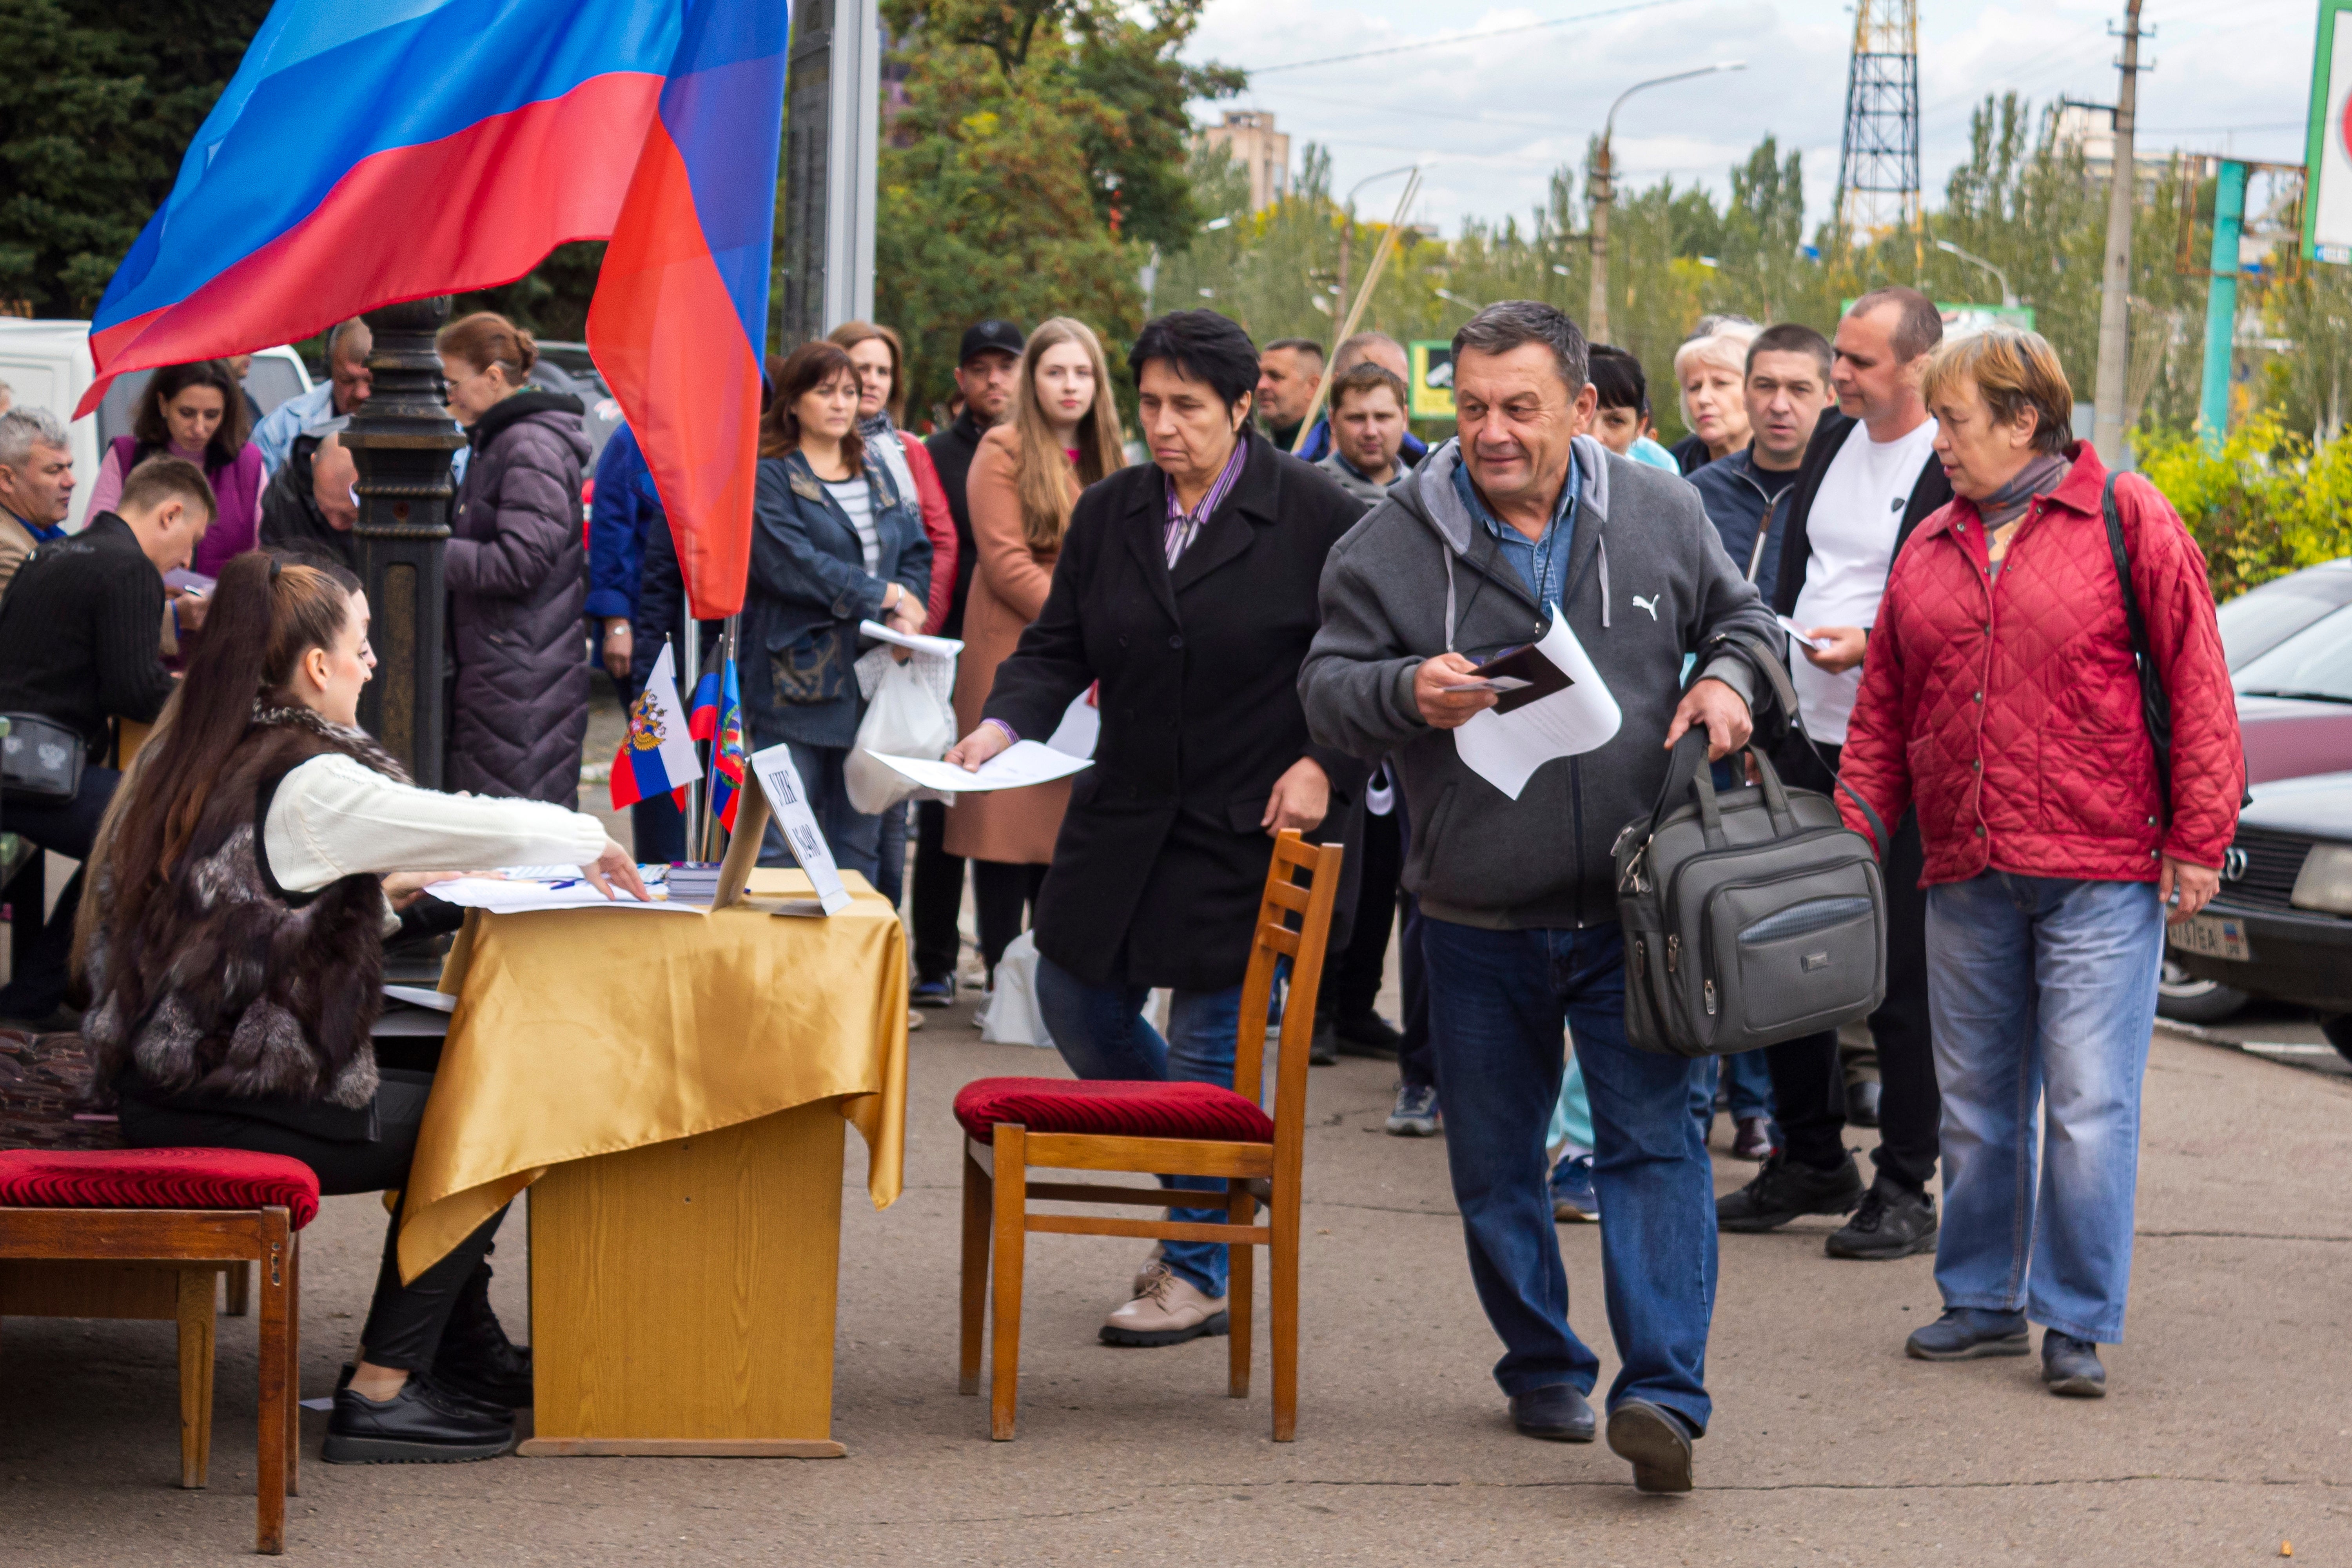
[78,0,786,619]
[610,642,703,811]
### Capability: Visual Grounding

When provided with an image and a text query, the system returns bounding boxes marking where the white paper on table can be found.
[1452,607,1622,801]
[1775,615,1830,652]
[746,742,854,915]
[1045,690,1100,759]
[381,985,457,1013]
[428,878,705,915]
[857,619,965,659]
[869,740,1093,795]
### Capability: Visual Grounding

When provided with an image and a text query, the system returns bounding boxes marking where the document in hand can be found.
[857,619,965,659]
[868,740,1093,796]
[1452,607,1622,800]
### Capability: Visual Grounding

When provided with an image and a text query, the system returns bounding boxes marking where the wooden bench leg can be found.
[958,1145,990,1397]
[987,1125,1026,1441]
[254,1216,290,1555]
[1227,1185,1254,1400]
[1271,1179,1300,1443]
[175,1267,214,1489]
[284,1236,300,1500]
[225,1261,250,1318]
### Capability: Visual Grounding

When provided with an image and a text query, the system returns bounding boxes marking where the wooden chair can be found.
[954,828,1343,1442]
[0,1148,312,1555]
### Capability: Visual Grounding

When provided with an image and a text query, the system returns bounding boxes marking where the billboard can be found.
[1409,340,1454,420]
[2305,0,2352,263]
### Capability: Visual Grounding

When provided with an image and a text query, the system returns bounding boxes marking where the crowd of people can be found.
[0,283,2241,1491]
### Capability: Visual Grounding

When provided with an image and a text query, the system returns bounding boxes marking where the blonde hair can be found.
[1013,318,1126,554]
[1671,321,1758,386]
[1921,326,2075,456]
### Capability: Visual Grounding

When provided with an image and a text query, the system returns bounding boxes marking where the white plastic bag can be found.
[844,645,957,814]
[978,931,1057,1049]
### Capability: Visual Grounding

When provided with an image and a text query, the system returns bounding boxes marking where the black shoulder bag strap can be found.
[1691,628,1891,856]
[2102,472,2174,827]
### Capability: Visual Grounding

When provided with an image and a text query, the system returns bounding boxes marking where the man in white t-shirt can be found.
[1716,287,1955,1261]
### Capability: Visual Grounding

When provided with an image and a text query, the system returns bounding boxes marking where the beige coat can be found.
[0,513,37,599]
[944,426,1071,865]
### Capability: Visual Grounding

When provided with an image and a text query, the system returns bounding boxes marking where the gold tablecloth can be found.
[397,869,908,1282]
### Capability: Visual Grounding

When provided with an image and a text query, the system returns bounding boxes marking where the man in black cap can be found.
[912,318,1025,1006]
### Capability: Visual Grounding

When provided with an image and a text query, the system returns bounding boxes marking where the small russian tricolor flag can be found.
[610,642,704,811]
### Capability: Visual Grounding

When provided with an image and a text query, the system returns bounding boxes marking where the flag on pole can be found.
[77,0,788,620]
[688,666,721,739]
[707,654,747,832]
[610,642,703,811]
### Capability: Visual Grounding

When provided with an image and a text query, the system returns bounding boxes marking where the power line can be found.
[1246,0,1700,76]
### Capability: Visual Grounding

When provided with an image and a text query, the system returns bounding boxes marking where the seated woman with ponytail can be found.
[80,553,648,1465]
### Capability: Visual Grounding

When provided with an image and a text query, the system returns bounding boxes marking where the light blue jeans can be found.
[1033,955,1246,1299]
[1925,871,2166,1343]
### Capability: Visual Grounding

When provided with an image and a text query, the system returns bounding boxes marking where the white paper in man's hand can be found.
[872,740,1093,795]
[1452,608,1622,800]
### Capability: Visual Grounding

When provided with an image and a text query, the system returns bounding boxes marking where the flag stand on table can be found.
[690,617,746,862]
[610,640,702,815]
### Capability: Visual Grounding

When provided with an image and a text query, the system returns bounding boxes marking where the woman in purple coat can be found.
[88,359,264,577]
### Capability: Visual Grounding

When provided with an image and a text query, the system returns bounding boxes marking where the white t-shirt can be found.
[1789,417,1939,745]
[824,477,882,575]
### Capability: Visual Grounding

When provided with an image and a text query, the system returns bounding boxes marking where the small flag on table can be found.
[706,655,747,832]
[610,642,702,811]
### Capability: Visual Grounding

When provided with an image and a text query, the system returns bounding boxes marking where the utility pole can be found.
[2091,0,2146,466]
[780,0,879,346]
[1589,64,1743,343]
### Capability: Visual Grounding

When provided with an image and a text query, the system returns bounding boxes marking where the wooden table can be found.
[402,869,909,1457]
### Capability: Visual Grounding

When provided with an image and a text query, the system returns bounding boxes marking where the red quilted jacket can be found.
[1837,443,2241,886]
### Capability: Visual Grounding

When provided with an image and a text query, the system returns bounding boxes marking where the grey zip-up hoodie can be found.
[1299,434,1783,930]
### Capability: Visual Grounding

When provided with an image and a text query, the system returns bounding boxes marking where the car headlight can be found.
[2290,843,2352,915]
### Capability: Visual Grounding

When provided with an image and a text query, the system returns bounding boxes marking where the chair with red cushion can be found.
[0,1146,314,1555]
[955,829,1343,1442]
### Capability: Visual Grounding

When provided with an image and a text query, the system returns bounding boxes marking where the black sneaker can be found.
[321,1372,514,1464]
[1606,1400,1696,1494]
[1333,1011,1403,1059]
[432,1263,534,1409]
[1716,1152,1865,1233]
[910,974,955,1009]
[1825,1179,1938,1260]
[2042,1331,2107,1397]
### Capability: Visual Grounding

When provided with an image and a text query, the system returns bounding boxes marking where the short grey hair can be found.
[327,318,373,365]
[1452,301,1589,394]
[0,407,69,470]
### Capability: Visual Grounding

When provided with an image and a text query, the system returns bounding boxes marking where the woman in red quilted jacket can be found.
[1835,327,2239,1398]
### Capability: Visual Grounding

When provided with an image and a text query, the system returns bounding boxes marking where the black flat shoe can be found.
[321,1372,514,1464]
[1508,1383,1596,1442]
[336,1360,511,1418]
[1607,1400,1695,1494]
[1716,1152,1864,1232]
[2042,1331,2107,1398]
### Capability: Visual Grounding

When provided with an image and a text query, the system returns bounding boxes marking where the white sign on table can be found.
[740,742,853,916]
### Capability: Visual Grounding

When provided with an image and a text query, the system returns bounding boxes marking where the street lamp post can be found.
[343,296,465,787]
[1336,163,1418,328]
[1588,62,1744,343]
[1933,238,2020,308]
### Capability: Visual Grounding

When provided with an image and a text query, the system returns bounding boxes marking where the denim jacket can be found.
[744,447,933,749]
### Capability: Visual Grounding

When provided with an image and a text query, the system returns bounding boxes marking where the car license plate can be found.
[2167,913,2252,962]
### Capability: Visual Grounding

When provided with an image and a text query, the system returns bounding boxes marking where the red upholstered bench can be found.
[0,1148,316,1555]
[953,1078,1277,1145]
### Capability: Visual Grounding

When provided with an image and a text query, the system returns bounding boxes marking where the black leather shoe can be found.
[1716,1152,1864,1232]
[2042,1331,2107,1397]
[1508,1383,1596,1442]
[337,1360,510,1417]
[1333,1011,1403,1059]
[1825,1179,1938,1260]
[433,1263,534,1409]
[321,1372,514,1463]
[1607,1400,1695,1494]
[1905,1307,2029,1361]
[1845,1078,1882,1128]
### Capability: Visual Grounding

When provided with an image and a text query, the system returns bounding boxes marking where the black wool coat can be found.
[983,431,1368,993]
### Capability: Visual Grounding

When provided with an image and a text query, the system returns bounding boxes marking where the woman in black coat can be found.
[945,310,1364,1348]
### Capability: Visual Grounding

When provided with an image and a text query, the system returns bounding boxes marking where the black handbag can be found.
[0,713,82,803]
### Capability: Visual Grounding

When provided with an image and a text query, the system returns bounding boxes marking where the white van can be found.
[0,320,313,529]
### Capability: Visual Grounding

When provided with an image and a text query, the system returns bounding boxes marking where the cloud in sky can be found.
[1184,0,2318,234]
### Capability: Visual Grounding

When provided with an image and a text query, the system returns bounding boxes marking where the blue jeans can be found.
[1422,918,1715,1430]
[1696,1048,1775,1133]
[1033,955,1245,1298]
[758,742,884,885]
[1925,872,2166,1344]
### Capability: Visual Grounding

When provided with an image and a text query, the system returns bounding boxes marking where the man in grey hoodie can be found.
[1300,301,1782,1494]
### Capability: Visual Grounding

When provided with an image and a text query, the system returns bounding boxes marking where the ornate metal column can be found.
[344,296,463,788]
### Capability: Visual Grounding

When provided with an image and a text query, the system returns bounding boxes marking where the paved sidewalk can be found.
[4,1008,2347,1565]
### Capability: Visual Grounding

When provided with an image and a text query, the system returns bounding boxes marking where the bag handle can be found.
[2102,471,2174,828]
[1705,628,1893,857]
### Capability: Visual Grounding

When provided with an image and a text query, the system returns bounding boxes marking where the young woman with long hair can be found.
[943,316,1125,982]
[82,551,644,1464]
[87,359,265,578]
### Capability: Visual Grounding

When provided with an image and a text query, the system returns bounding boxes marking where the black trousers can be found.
[1765,738,1939,1193]
[118,1069,508,1372]
[909,800,965,982]
[0,764,119,1017]
[973,859,1048,976]
[1331,805,1403,1020]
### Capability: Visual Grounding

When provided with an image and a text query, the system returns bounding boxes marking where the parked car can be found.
[533,341,622,470]
[0,320,312,528]
[2160,559,2352,1023]
[2166,768,2352,1065]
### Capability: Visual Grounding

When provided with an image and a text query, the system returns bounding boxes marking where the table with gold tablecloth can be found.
[400,868,908,1457]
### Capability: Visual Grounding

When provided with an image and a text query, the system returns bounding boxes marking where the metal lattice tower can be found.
[1835,0,1921,240]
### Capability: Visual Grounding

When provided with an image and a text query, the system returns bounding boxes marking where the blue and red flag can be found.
[704,655,747,832]
[80,0,786,620]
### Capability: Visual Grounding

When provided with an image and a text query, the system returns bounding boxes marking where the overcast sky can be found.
[1183,0,2318,234]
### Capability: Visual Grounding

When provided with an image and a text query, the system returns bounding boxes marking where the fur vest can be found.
[85,707,407,1110]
